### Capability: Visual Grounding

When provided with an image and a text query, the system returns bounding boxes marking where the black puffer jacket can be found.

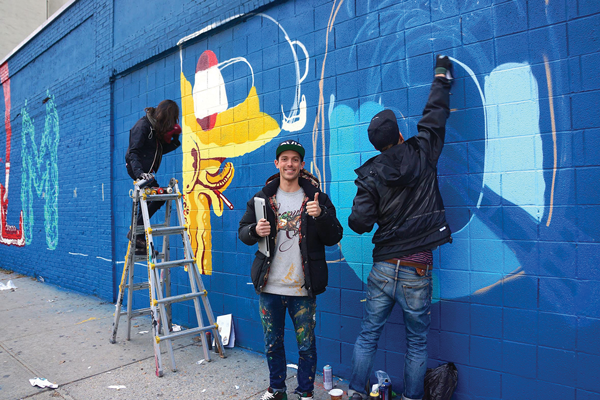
[125,116,181,180]
[238,171,343,297]
[348,77,452,261]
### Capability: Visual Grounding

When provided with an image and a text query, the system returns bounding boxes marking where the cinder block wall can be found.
[1,0,599,398]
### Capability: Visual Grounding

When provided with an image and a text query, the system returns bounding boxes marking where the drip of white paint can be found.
[96,256,112,262]
[73,188,77,198]
[69,252,88,256]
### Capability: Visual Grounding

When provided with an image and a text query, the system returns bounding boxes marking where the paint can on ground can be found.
[206,331,212,350]
[323,365,333,390]
[379,381,392,400]
[369,384,380,400]
[329,388,343,400]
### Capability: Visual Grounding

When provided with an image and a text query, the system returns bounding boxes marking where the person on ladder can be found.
[125,99,181,253]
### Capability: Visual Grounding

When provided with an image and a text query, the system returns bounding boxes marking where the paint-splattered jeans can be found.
[259,293,317,394]
[349,261,432,400]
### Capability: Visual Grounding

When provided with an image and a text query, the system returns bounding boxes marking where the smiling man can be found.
[239,140,343,400]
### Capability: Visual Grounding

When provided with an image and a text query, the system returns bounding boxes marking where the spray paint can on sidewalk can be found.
[206,331,213,350]
[379,381,392,400]
[323,365,333,390]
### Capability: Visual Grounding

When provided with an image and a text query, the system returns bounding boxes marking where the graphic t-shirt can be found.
[263,187,307,296]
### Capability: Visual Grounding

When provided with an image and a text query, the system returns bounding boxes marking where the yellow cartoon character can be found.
[180,49,281,274]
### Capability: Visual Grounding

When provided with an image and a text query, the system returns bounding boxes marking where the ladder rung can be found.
[153,259,194,269]
[149,226,186,236]
[130,282,150,291]
[133,252,164,262]
[135,223,167,233]
[145,193,180,201]
[156,291,205,305]
[158,325,216,342]
[120,307,151,317]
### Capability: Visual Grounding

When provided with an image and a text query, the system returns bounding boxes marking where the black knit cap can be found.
[368,109,400,150]
[276,139,305,161]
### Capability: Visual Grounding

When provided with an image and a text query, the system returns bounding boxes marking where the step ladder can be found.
[110,175,225,377]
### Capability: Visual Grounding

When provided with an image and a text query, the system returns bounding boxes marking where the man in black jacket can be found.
[125,100,181,252]
[347,56,454,400]
[239,140,343,400]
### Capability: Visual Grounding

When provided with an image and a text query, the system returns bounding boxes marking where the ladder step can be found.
[149,226,186,236]
[131,282,150,291]
[120,307,151,317]
[156,291,206,305]
[153,259,194,270]
[135,223,167,233]
[158,325,216,343]
[133,252,164,262]
[145,193,180,201]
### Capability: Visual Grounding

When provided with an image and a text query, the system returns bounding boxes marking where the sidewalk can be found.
[0,269,348,400]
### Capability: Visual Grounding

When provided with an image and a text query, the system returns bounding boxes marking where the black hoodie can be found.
[348,76,453,261]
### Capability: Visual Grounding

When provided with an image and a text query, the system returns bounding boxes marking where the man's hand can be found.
[255,218,271,237]
[306,193,322,218]
[138,172,154,182]
[435,55,454,80]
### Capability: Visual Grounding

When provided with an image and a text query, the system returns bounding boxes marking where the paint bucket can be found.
[329,388,343,400]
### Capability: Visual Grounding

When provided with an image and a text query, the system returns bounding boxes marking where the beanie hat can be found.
[368,109,400,151]
[276,139,305,161]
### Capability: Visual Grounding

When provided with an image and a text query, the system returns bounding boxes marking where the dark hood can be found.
[355,140,422,188]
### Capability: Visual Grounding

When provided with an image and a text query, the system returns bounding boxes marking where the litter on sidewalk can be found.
[29,377,58,389]
[0,280,17,291]
[108,385,126,390]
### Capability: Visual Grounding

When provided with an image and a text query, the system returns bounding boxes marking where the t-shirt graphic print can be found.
[263,187,307,296]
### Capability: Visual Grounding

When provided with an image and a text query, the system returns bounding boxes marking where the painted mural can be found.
[178,13,309,274]
[0,62,25,247]
[321,0,565,303]
[0,62,60,250]
[2,0,597,396]
[20,91,60,250]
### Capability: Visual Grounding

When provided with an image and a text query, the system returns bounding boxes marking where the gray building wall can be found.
[0,0,70,61]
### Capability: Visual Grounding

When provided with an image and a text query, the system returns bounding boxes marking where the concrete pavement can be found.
[0,269,349,400]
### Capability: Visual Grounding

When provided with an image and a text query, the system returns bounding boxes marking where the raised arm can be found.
[415,55,453,165]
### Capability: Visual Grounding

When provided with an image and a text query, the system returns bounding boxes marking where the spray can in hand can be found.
[323,365,333,390]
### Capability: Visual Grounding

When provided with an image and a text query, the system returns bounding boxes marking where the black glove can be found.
[138,172,154,182]
[435,55,454,80]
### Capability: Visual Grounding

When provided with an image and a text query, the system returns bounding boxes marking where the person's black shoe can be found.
[134,236,146,255]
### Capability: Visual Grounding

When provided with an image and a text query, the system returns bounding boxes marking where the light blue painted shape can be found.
[328,97,384,281]
[483,63,545,218]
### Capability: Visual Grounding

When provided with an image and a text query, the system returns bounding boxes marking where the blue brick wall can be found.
[1,0,599,398]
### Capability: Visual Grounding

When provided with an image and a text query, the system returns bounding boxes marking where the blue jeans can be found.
[259,293,317,393]
[349,261,432,400]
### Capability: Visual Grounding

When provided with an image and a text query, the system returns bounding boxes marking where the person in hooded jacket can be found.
[125,99,181,251]
[347,55,454,400]
[239,140,343,400]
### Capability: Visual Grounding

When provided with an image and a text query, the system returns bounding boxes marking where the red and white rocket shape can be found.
[193,50,228,131]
